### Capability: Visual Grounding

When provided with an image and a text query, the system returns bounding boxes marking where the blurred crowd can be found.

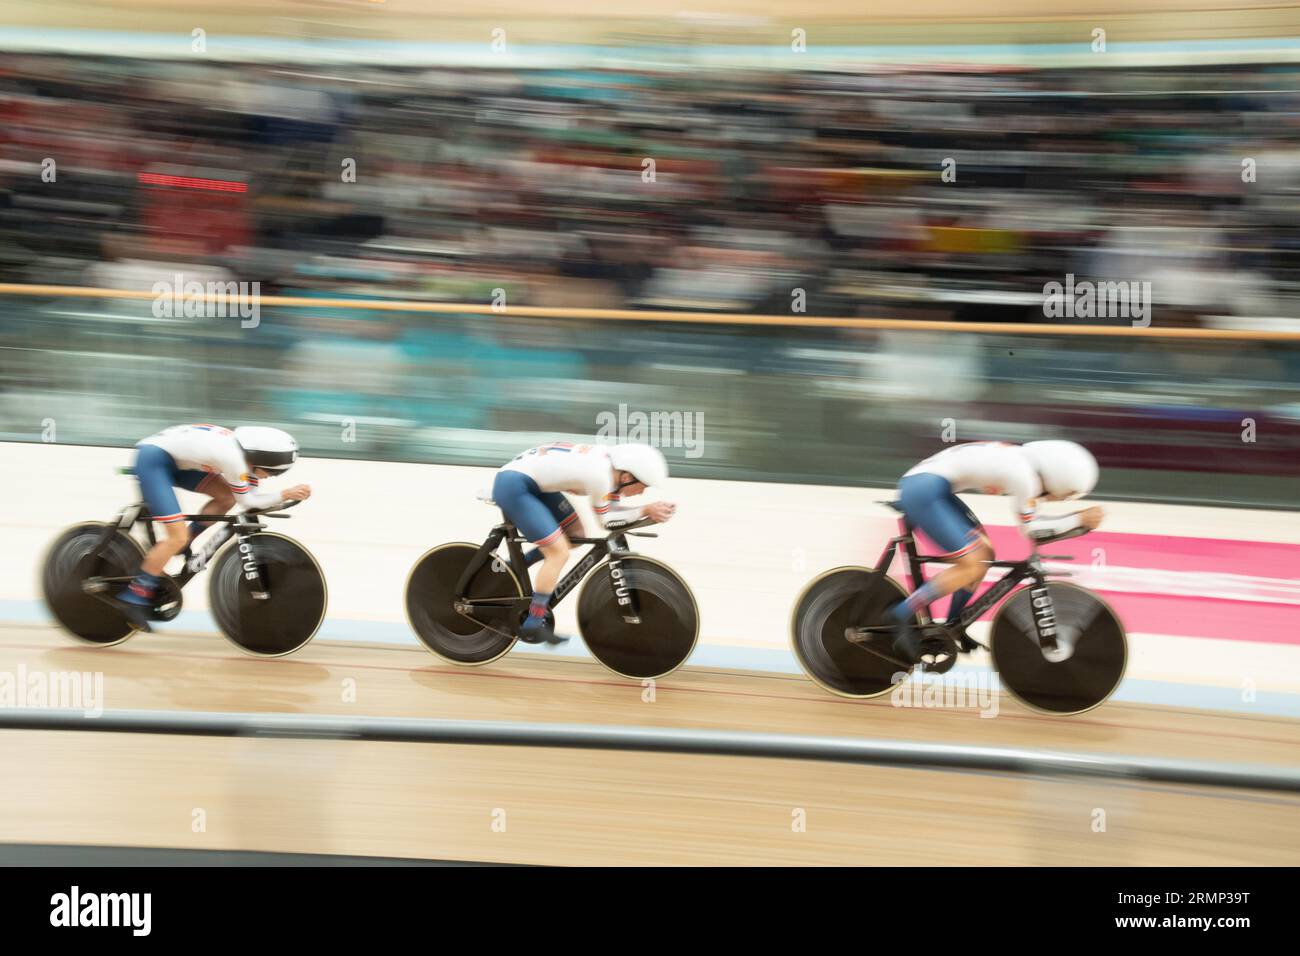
[2,55,1298,506]
[3,56,1300,325]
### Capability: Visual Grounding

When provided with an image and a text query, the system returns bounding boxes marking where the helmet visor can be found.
[243,448,296,471]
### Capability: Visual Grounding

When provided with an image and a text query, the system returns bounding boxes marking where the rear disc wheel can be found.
[790,567,914,698]
[41,522,145,646]
[405,543,524,665]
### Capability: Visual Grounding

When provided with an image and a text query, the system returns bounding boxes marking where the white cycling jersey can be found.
[137,424,282,510]
[500,442,645,525]
[904,441,1081,537]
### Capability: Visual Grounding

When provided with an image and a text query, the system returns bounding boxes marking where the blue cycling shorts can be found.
[132,443,220,524]
[897,472,986,558]
[492,470,578,546]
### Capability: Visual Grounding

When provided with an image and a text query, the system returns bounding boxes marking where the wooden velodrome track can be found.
[1,623,1297,865]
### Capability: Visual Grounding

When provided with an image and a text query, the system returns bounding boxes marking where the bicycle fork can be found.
[605,533,643,625]
[232,529,272,600]
[1022,552,1091,661]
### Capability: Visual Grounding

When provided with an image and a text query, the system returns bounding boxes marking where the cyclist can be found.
[492,441,676,645]
[114,423,312,632]
[888,440,1103,665]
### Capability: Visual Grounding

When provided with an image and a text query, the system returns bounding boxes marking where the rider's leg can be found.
[891,475,984,614]
[125,521,188,602]
[120,446,191,622]
[526,535,570,628]
[523,495,581,567]
[941,497,990,625]
[113,450,188,634]
[945,587,975,624]
[491,472,571,641]
[888,547,988,623]
[930,548,990,610]
[520,493,581,635]
[186,475,235,544]
[890,473,991,662]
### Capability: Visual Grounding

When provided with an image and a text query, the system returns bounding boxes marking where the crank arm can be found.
[82,576,134,597]
[844,627,912,670]
[453,608,518,644]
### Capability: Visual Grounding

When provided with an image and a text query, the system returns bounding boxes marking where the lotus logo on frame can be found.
[239,541,259,581]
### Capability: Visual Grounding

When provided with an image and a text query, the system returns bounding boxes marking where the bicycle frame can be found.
[453,517,655,625]
[91,503,286,599]
[871,513,1087,651]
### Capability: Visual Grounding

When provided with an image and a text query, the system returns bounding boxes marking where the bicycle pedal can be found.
[920,650,958,675]
[914,628,959,674]
[108,596,153,633]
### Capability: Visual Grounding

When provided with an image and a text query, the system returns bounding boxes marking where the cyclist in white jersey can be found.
[492,441,676,644]
[888,440,1103,665]
[115,423,312,631]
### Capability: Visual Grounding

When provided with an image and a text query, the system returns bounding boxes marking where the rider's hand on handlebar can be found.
[1078,506,1104,530]
[645,501,676,523]
[281,484,312,502]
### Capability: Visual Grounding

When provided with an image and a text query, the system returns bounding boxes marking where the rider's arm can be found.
[586,469,646,527]
[1021,509,1085,542]
[232,477,283,511]
[1010,465,1085,540]
[221,456,283,511]
[1017,491,1084,540]
[1008,467,1037,534]
[592,492,646,527]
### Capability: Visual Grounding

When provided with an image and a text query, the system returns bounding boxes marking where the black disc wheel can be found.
[576,556,698,680]
[790,567,915,698]
[990,582,1127,715]
[41,522,146,646]
[404,543,525,665]
[208,532,327,657]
